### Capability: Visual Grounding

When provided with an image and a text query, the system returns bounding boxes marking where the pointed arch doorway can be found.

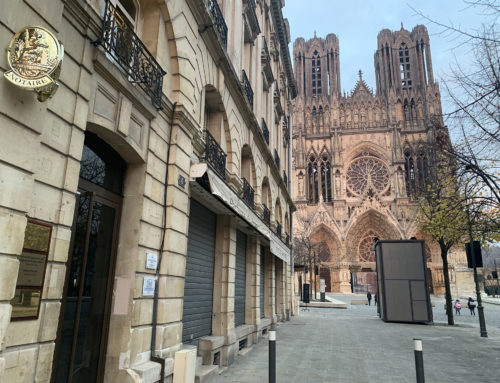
[53,132,125,383]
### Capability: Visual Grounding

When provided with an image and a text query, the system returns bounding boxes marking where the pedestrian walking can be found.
[374,293,378,306]
[454,299,461,315]
[367,291,372,306]
[468,297,476,315]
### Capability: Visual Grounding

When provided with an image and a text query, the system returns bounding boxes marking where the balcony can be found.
[283,171,287,187]
[274,82,283,119]
[98,0,166,109]
[242,178,254,209]
[285,233,290,247]
[243,0,260,43]
[261,37,274,91]
[207,0,228,48]
[274,149,280,170]
[276,221,282,239]
[205,130,227,180]
[263,205,270,227]
[261,119,269,145]
[241,70,254,109]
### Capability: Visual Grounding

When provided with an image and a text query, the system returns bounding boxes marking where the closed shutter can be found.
[235,230,247,327]
[260,245,265,318]
[182,200,216,343]
[275,258,280,314]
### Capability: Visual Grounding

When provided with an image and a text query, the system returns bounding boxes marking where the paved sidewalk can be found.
[212,307,500,383]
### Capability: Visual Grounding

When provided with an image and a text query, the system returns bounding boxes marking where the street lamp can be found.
[465,200,488,337]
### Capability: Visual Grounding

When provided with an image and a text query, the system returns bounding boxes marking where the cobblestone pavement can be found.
[212,295,500,383]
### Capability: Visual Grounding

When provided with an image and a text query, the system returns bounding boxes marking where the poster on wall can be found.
[10,220,52,320]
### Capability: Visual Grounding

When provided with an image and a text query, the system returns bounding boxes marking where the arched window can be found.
[399,43,412,90]
[308,155,319,203]
[404,150,416,196]
[417,148,427,189]
[320,155,332,202]
[312,50,322,96]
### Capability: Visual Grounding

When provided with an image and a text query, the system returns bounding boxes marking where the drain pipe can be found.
[151,101,177,378]
[288,102,294,315]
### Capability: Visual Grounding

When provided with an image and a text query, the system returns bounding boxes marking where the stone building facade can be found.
[291,25,473,296]
[0,0,295,382]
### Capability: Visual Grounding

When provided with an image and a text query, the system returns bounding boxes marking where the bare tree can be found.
[412,0,500,208]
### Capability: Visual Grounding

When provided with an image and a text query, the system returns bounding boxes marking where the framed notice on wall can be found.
[10,220,52,321]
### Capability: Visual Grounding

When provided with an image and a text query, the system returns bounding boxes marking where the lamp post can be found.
[465,201,488,337]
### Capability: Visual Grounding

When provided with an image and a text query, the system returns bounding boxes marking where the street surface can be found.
[212,294,500,382]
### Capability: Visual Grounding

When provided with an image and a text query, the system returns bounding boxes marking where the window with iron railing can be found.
[263,205,270,227]
[283,171,287,187]
[261,119,269,145]
[241,70,254,109]
[285,233,290,247]
[205,130,227,180]
[276,221,282,238]
[207,0,228,48]
[274,149,280,170]
[97,0,166,109]
[242,178,255,209]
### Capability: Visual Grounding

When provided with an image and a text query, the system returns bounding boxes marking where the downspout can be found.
[288,101,294,315]
[151,101,177,378]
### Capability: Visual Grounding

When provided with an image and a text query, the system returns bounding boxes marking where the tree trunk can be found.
[440,243,454,325]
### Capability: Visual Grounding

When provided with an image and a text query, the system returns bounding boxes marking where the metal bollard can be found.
[269,329,276,383]
[414,338,425,383]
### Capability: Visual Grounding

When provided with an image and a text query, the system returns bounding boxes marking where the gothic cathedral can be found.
[292,25,472,295]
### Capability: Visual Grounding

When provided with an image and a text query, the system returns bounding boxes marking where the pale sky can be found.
[283,0,487,115]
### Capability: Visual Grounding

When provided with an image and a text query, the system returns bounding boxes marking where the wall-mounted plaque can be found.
[10,219,52,320]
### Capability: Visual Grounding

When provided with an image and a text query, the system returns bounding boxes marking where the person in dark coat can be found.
[468,297,476,315]
[374,293,378,306]
[367,291,372,306]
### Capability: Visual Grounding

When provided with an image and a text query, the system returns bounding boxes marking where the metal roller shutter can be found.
[235,230,247,327]
[275,258,280,314]
[182,200,216,343]
[260,245,265,318]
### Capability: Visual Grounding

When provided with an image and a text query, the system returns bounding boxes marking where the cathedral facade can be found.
[292,25,473,295]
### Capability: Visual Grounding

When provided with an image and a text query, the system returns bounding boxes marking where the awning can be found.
[189,163,290,264]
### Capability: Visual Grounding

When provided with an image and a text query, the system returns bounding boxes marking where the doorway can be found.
[53,133,124,383]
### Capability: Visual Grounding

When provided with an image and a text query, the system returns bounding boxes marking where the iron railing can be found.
[242,178,254,209]
[205,130,227,180]
[261,119,269,145]
[276,221,282,238]
[98,0,166,109]
[263,205,270,227]
[207,0,228,48]
[274,82,281,100]
[241,70,254,109]
[263,37,271,64]
[274,149,280,170]
[285,233,290,247]
[283,171,287,186]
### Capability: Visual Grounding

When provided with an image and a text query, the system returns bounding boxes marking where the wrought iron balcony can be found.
[285,233,290,247]
[98,0,166,109]
[263,205,270,227]
[241,70,254,109]
[242,178,254,209]
[283,171,287,186]
[207,0,228,48]
[274,149,280,170]
[261,119,269,145]
[205,130,227,180]
[276,221,282,238]
[261,37,274,90]
[243,0,260,43]
[274,82,283,118]
[274,82,281,100]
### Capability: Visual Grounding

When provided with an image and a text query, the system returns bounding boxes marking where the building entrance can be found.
[54,133,124,383]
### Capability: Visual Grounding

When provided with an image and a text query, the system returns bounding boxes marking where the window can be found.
[312,50,322,96]
[399,43,411,90]
[307,156,319,203]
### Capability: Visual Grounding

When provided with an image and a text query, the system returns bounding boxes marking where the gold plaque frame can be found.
[11,219,52,321]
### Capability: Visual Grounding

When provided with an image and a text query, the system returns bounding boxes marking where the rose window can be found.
[346,156,390,195]
[358,231,378,262]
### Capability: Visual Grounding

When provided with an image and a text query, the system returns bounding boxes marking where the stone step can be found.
[195,364,219,383]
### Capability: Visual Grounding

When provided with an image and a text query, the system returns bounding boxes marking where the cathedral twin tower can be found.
[292,25,448,293]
